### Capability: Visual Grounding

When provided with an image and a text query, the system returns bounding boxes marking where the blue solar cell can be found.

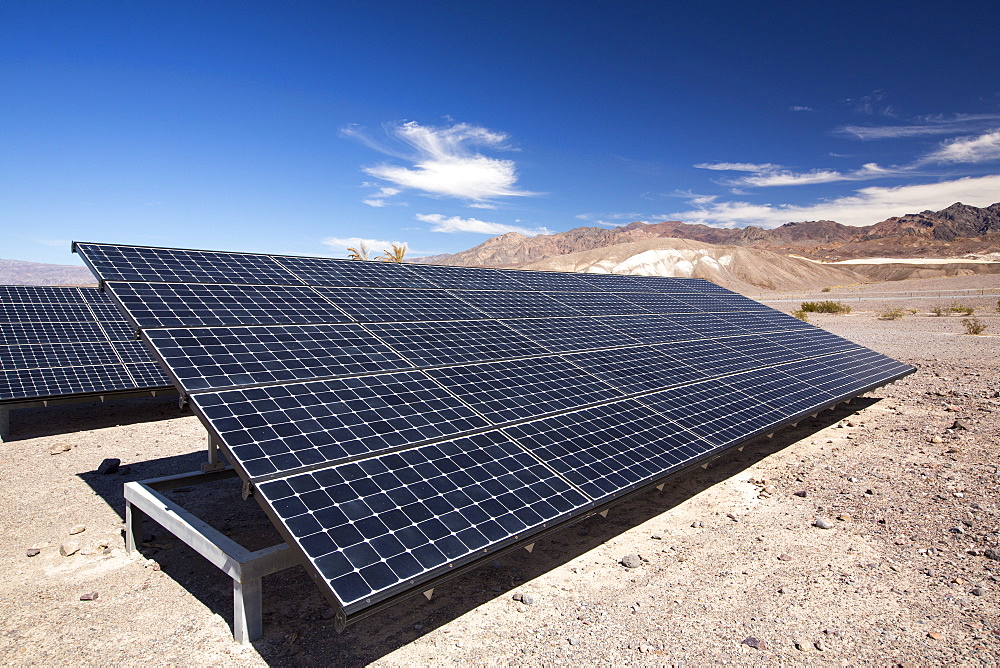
[257,430,590,610]
[311,287,489,322]
[75,243,302,285]
[106,282,352,328]
[363,320,549,367]
[502,317,638,353]
[425,356,625,424]
[144,324,413,392]
[192,370,492,478]
[504,398,715,502]
[276,256,440,289]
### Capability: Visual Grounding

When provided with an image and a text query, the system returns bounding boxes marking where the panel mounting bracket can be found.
[124,468,300,643]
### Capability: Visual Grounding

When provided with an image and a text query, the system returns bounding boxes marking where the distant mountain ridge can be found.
[0,258,95,286]
[414,202,1000,267]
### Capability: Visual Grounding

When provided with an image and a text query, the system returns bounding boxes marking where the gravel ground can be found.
[1,275,999,666]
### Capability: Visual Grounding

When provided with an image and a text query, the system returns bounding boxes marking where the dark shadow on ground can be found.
[77,397,879,666]
[4,394,183,441]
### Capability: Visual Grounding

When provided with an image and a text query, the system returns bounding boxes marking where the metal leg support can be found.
[123,469,300,643]
[202,433,228,473]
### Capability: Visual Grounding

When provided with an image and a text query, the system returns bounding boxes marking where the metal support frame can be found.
[123,468,300,643]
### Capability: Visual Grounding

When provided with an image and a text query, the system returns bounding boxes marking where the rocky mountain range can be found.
[0,258,95,286]
[415,202,1000,268]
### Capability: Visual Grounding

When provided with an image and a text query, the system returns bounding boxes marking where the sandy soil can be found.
[1,274,999,666]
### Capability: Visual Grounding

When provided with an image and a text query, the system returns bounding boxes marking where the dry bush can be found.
[962,318,988,335]
[878,309,905,321]
[791,309,809,322]
[801,300,852,314]
[950,303,975,316]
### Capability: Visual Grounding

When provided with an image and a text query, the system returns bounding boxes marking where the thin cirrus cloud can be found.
[343,121,539,206]
[415,213,550,236]
[696,161,900,187]
[837,113,1000,140]
[665,174,1000,228]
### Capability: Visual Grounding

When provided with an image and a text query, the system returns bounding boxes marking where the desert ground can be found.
[1,273,999,666]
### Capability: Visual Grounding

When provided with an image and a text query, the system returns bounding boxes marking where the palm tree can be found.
[379,242,407,263]
[346,242,370,261]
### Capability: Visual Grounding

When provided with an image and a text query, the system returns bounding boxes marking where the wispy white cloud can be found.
[698,161,902,187]
[415,213,550,236]
[666,174,1000,228]
[919,129,1000,165]
[837,113,1000,140]
[345,121,539,205]
[845,90,896,118]
[791,105,816,112]
[361,185,402,208]
[695,162,780,172]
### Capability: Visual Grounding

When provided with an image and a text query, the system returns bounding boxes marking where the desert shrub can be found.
[907,308,919,315]
[962,318,988,335]
[950,303,974,315]
[931,306,944,316]
[821,287,832,293]
[800,300,852,314]
[878,309,905,320]
[791,309,809,322]
[996,298,1000,313]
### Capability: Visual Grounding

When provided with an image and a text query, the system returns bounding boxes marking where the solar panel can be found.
[75,243,302,286]
[504,398,714,502]
[502,317,638,353]
[106,282,352,328]
[362,320,550,367]
[144,324,413,391]
[191,370,492,478]
[425,356,626,425]
[275,256,441,289]
[311,287,489,322]
[72,241,914,627]
[0,286,173,407]
[257,430,590,612]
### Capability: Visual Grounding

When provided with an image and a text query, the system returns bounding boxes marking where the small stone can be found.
[97,458,120,474]
[60,541,80,557]
[777,587,787,594]
[691,521,704,528]
[928,631,944,640]
[815,639,826,651]
[950,419,968,430]
[778,553,792,561]
[650,534,663,540]
[847,476,858,482]
[49,443,71,455]
[984,549,1000,561]
[971,586,986,596]
[947,447,963,454]
[568,637,579,645]
[793,638,811,651]
[950,526,966,534]
[837,514,851,522]
[621,554,642,569]
[520,594,535,605]
[79,591,98,601]
[793,490,808,498]
[413,623,424,631]
[814,518,834,530]
[69,524,86,535]
[726,513,739,522]
[490,586,502,592]
[26,548,40,557]
[511,592,522,602]
[931,436,943,444]
[741,636,766,650]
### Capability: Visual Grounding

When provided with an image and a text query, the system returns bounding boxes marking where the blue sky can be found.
[3,1,999,265]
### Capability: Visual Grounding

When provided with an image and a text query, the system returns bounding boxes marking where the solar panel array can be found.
[1,285,173,405]
[73,242,914,624]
